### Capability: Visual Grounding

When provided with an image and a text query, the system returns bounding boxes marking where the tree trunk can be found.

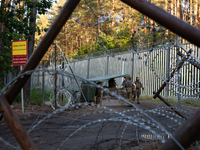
[23,0,37,102]
[194,0,198,27]
[0,20,5,87]
[190,0,193,25]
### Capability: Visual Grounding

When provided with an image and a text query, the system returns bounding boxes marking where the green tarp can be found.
[87,74,130,83]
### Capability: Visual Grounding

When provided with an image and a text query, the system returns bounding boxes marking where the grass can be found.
[30,87,71,106]
[30,87,52,106]
[141,96,200,107]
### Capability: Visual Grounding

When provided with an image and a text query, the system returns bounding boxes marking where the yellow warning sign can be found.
[12,40,27,56]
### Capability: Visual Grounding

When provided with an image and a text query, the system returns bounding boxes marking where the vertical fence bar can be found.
[106,56,109,86]
[42,61,45,105]
[176,35,181,108]
[62,56,64,102]
[141,53,144,95]
[87,59,90,79]
[131,53,134,80]
[54,43,57,109]
[20,66,24,113]
[106,56,109,76]
[165,47,170,97]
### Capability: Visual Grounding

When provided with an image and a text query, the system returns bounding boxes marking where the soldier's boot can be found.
[96,97,100,104]
[128,99,133,107]
[137,99,140,104]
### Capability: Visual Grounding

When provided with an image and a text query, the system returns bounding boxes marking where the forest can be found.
[35,0,200,60]
[0,0,200,86]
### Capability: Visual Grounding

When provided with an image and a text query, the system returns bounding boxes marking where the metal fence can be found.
[3,43,200,99]
[68,42,200,98]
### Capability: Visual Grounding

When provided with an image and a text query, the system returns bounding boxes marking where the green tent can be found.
[81,74,130,102]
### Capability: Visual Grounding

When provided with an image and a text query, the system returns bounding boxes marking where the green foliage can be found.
[182,101,200,107]
[142,96,200,107]
[30,87,51,106]
[0,0,52,88]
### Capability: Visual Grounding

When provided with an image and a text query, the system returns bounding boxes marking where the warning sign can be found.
[12,40,28,66]
[12,40,27,56]
[12,56,27,66]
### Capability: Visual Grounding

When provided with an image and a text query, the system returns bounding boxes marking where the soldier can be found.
[123,77,136,105]
[95,82,103,105]
[121,77,128,87]
[108,78,118,95]
[134,77,144,104]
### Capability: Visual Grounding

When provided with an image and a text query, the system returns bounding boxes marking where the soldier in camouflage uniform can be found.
[123,77,136,105]
[95,82,103,105]
[108,78,118,95]
[134,77,144,104]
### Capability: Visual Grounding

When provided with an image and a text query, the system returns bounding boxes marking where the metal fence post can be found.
[165,47,170,97]
[42,61,45,105]
[176,35,181,109]
[54,43,57,109]
[87,59,90,79]
[131,52,134,80]
[62,56,64,102]
[106,56,109,76]
[105,56,109,86]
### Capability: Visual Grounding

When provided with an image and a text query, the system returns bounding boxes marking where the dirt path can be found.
[0,99,199,150]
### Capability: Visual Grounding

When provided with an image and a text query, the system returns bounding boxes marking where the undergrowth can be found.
[141,96,200,107]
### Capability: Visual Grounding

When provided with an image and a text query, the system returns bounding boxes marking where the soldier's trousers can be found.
[126,89,133,103]
[96,88,102,105]
[135,89,141,102]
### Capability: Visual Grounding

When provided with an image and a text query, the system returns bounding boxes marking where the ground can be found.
[0,98,199,150]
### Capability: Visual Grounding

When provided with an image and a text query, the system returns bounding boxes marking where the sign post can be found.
[12,40,28,113]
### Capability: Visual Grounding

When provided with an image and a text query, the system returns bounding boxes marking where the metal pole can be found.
[165,47,170,97]
[122,60,125,84]
[131,52,134,81]
[4,0,81,105]
[73,61,75,88]
[42,61,45,105]
[120,0,200,47]
[87,59,90,79]
[106,56,109,76]
[38,66,40,85]
[176,35,181,109]
[153,91,187,120]
[20,66,24,113]
[62,56,64,102]
[106,56,109,86]
[54,43,57,109]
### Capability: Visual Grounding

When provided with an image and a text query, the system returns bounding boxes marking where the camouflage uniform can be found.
[125,80,134,104]
[108,78,118,95]
[134,81,144,103]
[95,82,103,105]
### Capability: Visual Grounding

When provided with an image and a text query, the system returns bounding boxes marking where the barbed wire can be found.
[2,57,197,150]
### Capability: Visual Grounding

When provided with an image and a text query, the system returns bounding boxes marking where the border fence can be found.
[3,42,200,99]
[29,42,200,99]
